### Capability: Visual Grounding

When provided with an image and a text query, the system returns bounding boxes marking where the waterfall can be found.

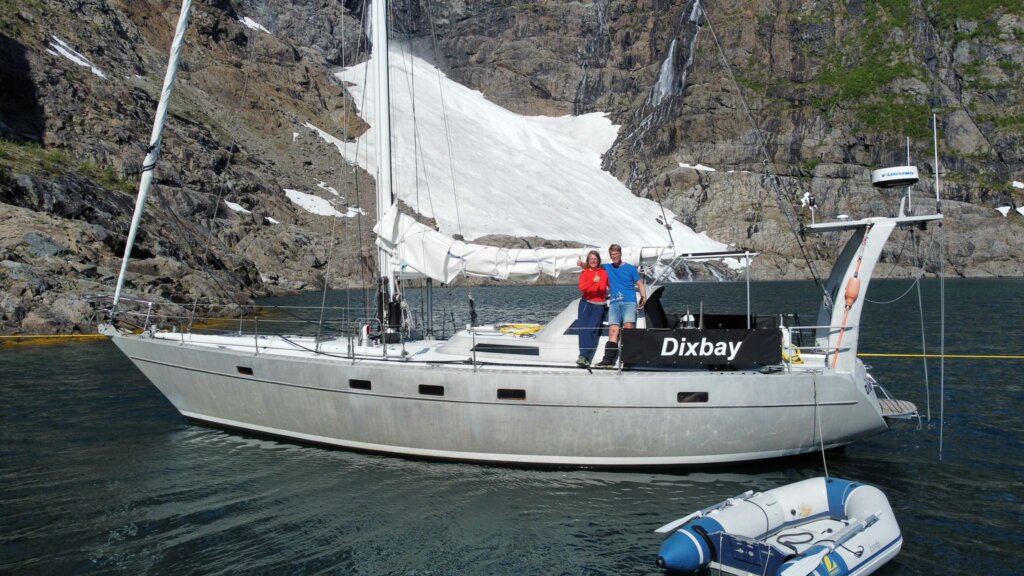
[621,0,704,163]
[651,39,678,107]
[682,261,694,282]
[648,1,704,108]
[574,0,611,115]
[707,264,725,282]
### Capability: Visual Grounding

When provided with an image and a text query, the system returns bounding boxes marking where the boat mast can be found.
[112,0,193,311]
[372,0,395,303]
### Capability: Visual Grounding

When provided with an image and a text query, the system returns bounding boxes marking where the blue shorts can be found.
[608,300,637,327]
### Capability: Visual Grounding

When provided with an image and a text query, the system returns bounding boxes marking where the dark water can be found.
[2,279,1021,575]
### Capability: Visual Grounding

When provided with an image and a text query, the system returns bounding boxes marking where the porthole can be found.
[350,379,371,390]
[497,389,526,400]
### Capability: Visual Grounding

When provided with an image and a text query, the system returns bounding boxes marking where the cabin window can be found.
[236,366,254,376]
[497,389,526,400]
[349,379,371,390]
[419,384,444,396]
[677,392,709,403]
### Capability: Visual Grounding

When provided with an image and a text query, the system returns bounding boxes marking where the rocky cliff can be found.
[1,0,1022,334]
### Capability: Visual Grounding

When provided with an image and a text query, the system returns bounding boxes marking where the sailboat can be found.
[100,0,939,466]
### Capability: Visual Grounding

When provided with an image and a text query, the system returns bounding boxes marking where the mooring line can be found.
[859,353,1023,359]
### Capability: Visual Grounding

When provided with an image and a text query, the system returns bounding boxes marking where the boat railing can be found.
[785,325,857,331]
[92,294,383,340]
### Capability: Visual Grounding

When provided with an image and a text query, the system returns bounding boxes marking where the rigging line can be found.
[813,374,829,479]
[634,14,682,253]
[262,304,350,333]
[188,17,259,330]
[862,217,935,419]
[912,228,931,420]
[391,33,413,217]
[312,207,340,345]
[938,217,946,460]
[394,27,437,221]
[697,0,829,301]
[934,112,945,460]
[865,227,914,285]
[915,275,932,420]
[350,7,370,327]
[425,0,465,238]
[355,1,374,321]
[864,274,921,305]
[316,22,355,345]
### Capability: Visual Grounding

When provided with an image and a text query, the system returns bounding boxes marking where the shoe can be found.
[596,342,618,367]
[576,355,590,368]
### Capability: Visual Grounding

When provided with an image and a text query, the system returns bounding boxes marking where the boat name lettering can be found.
[660,337,742,361]
[620,328,782,368]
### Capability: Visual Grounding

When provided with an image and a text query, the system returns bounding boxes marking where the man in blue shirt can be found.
[580,244,647,367]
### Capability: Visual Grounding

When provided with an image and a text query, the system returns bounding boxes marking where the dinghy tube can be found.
[657,478,902,576]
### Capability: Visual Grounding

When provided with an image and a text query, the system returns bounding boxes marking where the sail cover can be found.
[374,206,672,283]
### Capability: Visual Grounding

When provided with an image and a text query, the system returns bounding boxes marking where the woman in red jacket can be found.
[576,250,609,368]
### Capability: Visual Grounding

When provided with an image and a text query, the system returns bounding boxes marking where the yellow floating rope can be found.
[0,334,109,347]
[858,353,1024,360]
[497,323,542,336]
[0,334,107,340]
[782,348,804,364]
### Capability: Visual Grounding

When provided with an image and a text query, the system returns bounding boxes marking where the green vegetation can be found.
[983,114,1024,130]
[799,158,822,175]
[734,74,769,97]
[952,20,1002,43]
[810,0,925,108]
[802,0,1024,139]
[873,0,913,28]
[0,138,136,195]
[927,0,1024,28]
[77,160,137,195]
[997,61,1020,75]
[854,99,932,138]
[799,2,958,139]
[0,138,68,174]
[0,0,44,36]
[817,59,920,105]
[956,62,1018,91]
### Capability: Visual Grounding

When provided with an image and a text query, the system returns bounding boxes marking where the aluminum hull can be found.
[109,331,888,466]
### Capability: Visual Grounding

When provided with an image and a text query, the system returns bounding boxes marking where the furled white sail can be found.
[374,206,671,283]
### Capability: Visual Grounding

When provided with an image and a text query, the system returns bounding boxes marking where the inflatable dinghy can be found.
[656,477,902,576]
